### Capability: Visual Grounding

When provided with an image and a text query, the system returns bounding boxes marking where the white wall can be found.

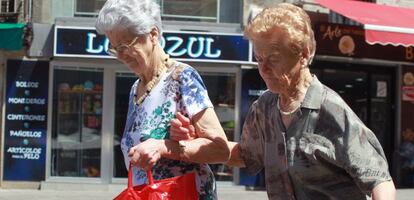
[51,0,75,20]
[376,0,414,8]
[32,0,52,24]
[242,0,328,25]
[243,0,284,25]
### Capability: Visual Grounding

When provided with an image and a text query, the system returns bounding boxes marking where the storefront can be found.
[234,22,414,189]
[313,22,414,187]
[33,22,251,185]
[2,14,414,190]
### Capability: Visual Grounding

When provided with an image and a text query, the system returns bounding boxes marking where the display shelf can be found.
[55,89,103,177]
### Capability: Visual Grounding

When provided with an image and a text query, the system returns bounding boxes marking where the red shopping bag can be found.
[114,163,198,200]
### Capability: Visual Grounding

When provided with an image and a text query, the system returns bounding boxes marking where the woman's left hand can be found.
[170,112,196,141]
[128,138,163,170]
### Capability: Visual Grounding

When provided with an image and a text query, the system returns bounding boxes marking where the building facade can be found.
[1,0,414,190]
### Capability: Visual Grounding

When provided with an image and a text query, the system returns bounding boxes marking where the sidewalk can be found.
[0,183,413,200]
[0,182,268,200]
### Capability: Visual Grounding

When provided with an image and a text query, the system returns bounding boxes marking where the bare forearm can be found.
[161,138,230,164]
[225,142,245,167]
[372,181,396,200]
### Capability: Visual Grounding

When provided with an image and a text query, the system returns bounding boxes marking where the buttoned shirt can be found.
[121,62,217,199]
[240,76,392,200]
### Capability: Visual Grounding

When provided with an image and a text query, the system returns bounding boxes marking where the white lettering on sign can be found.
[163,35,221,58]
[7,114,46,121]
[10,130,42,138]
[7,147,42,154]
[8,98,46,105]
[15,81,39,88]
[164,36,186,57]
[7,147,42,160]
[85,31,222,59]
[86,33,104,53]
[204,37,221,58]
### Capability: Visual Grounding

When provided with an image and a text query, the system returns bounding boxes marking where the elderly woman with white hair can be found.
[95,0,230,199]
[171,3,396,200]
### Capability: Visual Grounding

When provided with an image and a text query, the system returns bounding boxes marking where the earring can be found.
[301,59,307,68]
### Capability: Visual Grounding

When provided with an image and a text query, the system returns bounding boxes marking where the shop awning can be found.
[315,0,414,47]
[0,23,25,51]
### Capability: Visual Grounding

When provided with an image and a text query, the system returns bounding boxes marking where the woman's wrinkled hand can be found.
[170,112,196,141]
[128,138,162,170]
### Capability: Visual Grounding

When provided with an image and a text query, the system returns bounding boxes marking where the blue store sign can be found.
[3,60,49,181]
[54,26,251,63]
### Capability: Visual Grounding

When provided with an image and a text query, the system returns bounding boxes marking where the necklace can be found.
[277,97,301,116]
[134,56,169,105]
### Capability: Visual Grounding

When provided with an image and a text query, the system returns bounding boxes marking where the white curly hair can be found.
[95,0,162,36]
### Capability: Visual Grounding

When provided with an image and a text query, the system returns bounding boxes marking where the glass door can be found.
[51,67,103,177]
[311,61,395,167]
[112,68,239,181]
[113,72,136,178]
[200,71,237,181]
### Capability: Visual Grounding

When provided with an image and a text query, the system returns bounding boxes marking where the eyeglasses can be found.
[254,53,281,66]
[107,36,140,57]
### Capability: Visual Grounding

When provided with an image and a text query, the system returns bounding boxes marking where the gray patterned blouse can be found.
[240,76,392,200]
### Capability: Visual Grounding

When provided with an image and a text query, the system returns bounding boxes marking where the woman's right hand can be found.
[170,112,196,141]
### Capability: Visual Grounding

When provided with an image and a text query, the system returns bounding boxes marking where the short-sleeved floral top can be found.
[121,61,217,199]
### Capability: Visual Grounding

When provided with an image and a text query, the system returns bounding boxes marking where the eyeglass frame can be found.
[254,52,282,67]
[107,35,142,57]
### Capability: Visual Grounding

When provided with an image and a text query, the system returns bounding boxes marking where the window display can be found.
[51,68,103,177]
[201,72,236,181]
[112,71,237,181]
[113,73,136,178]
[75,0,106,16]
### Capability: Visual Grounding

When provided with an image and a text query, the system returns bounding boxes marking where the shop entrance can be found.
[113,65,239,181]
[51,66,104,178]
[311,61,396,167]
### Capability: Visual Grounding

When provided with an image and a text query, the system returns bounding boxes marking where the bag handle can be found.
[146,169,154,185]
[128,163,154,188]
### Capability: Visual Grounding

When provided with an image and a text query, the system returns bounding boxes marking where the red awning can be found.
[315,0,414,47]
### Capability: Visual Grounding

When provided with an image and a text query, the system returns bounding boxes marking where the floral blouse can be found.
[121,61,217,199]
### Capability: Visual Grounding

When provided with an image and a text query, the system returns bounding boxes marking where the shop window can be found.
[159,0,241,23]
[112,71,237,180]
[159,0,217,22]
[201,72,236,181]
[73,0,241,23]
[51,67,103,177]
[113,72,136,178]
[74,0,106,17]
[0,0,18,23]
[0,0,16,13]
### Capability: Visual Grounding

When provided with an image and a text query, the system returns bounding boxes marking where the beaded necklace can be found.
[277,97,301,116]
[134,56,169,105]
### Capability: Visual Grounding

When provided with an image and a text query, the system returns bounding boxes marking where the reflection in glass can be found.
[201,72,236,181]
[51,68,103,177]
[113,73,136,178]
[75,0,106,16]
[112,71,237,180]
[161,0,217,22]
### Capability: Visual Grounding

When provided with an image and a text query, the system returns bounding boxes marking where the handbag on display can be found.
[114,163,198,200]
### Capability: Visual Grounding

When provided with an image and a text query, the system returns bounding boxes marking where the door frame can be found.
[311,59,398,175]
[46,59,126,183]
